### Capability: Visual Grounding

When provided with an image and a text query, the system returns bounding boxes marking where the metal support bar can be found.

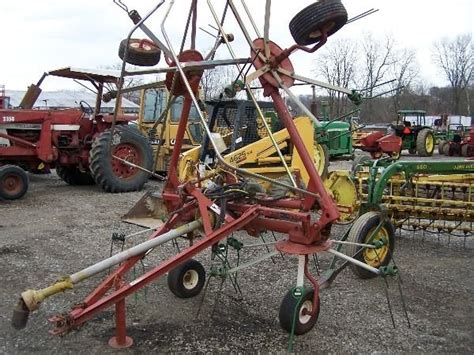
[327,249,380,275]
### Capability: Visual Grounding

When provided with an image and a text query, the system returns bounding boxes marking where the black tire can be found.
[118,38,161,67]
[56,165,95,186]
[279,288,320,335]
[461,144,470,157]
[289,0,348,46]
[442,142,451,156]
[0,165,29,200]
[346,211,395,279]
[416,128,434,157]
[167,259,205,298]
[89,125,153,193]
[438,140,446,155]
[268,174,305,199]
[351,155,371,174]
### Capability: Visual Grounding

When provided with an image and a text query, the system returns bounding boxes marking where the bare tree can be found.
[433,34,473,115]
[389,48,419,112]
[314,38,358,116]
[200,65,237,100]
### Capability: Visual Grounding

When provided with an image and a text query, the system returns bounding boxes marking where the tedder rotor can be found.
[12,0,400,349]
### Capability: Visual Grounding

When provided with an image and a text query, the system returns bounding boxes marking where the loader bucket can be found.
[121,191,167,228]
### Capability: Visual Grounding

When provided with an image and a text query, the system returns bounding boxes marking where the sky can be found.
[0,0,472,95]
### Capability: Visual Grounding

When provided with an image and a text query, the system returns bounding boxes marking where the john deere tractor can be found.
[391,110,434,157]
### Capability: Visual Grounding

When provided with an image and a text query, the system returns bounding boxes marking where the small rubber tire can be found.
[351,155,371,174]
[279,288,320,335]
[438,140,446,155]
[289,0,348,46]
[346,211,395,279]
[56,165,95,186]
[416,128,434,157]
[167,259,206,298]
[0,165,29,200]
[118,38,161,67]
[90,125,153,193]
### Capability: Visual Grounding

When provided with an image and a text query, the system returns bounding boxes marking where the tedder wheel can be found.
[351,155,371,174]
[416,128,435,157]
[438,140,446,155]
[289,0,348,46]
[346,211,395,279]
[314,143,329,179]
[0,165,29,200]
[56,165,95,186]
[118,38,161,67]
[89,125,153,193]
[279,288,320,335]
[167,259,206,298]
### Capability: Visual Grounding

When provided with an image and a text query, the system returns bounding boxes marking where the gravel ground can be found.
[1,155,473,354]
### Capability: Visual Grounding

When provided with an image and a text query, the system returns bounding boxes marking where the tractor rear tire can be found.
[0,165,29,200]
[416,129,434,157]
[289,0,348,45]
[346,211,395,279]
[167,259,206,298]
[438,140,446,155]
[279,288,320,335]
[118,38,161,67]
[56,165,95,186]
[90,125,153,193]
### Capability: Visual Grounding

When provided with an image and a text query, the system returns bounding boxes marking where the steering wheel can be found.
[79,100,94,115]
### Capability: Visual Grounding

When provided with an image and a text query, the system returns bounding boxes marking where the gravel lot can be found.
[1,155,473,354]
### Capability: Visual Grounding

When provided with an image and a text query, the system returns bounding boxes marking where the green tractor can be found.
[313,101,353,160]
[391,110,435,157]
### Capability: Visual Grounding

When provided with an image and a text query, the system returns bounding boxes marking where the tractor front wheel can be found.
[167,259,206,298]
[416,129,435,157]
[279,288,320,335]
[0,165,29,200]
[346,211,395,279]
[56,165,95,186]
[90,126,153,193]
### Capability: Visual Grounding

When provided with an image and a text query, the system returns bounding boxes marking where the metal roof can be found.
[47,67,122,84]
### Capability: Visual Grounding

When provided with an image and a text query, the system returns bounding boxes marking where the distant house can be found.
[5,90,139,114]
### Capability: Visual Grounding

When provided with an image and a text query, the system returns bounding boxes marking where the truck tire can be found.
[90,126,153,193]
[0,165,29,200]
[118,38,161,67]
[289,0,348,45]
[416,129,434,157]
[56,165,95,186]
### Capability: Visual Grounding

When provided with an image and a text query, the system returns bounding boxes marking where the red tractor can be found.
[0,67,153,200]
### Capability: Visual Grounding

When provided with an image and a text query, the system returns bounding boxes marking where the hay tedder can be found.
[14,0,472,350]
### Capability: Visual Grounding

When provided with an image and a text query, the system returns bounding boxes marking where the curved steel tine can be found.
[113,0,128,13]
[161,1,312,196]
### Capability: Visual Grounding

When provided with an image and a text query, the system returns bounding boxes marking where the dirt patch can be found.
[0,155,473,353]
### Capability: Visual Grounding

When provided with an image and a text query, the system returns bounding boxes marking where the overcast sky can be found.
[1,0,472,94]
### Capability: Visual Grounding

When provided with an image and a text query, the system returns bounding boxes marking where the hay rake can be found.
[12,0,401,350]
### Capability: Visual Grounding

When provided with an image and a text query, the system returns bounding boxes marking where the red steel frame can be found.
[47,30,341,348]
